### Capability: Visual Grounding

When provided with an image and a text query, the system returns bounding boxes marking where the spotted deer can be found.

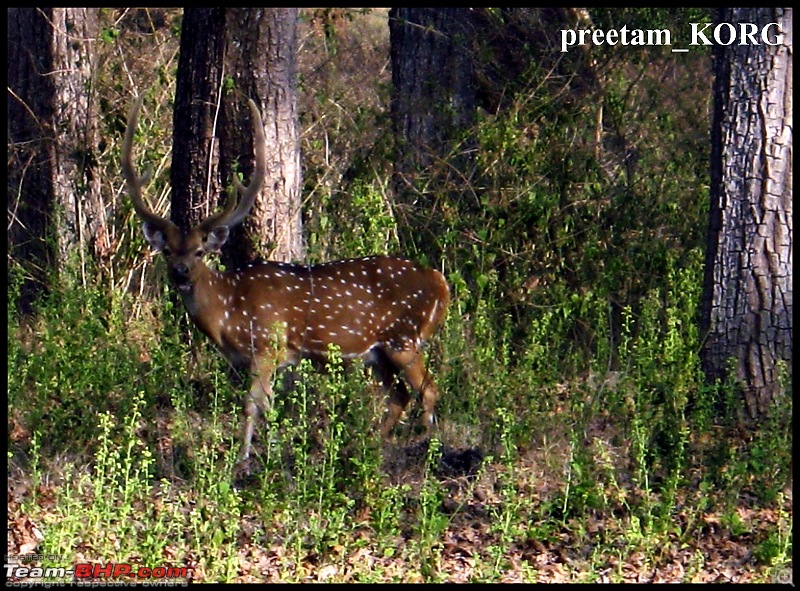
[122,97,450,461]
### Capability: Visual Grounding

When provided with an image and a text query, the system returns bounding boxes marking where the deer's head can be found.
[121,97,266,293]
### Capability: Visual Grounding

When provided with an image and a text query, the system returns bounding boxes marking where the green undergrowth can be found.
[7,253,791,582]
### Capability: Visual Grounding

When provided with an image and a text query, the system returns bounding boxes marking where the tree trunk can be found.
[220,7,303,266]
[50,8,105,276]
[389,8,476,203]
[172,8,226,231]
[700,7,792,418]
[8,8,103,307]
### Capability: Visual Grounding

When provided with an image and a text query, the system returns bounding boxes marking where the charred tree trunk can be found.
[8,8,54,305]
[389,8,476,176]
[172,8,226,231]
[700,7,792,419]
[8,8,103,309]
[389,8,476,255]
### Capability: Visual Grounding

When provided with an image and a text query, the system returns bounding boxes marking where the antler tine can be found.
[121,96,174,230]
[199,99,267,232]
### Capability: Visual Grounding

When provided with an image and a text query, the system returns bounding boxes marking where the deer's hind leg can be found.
[382,345,441,438]
[369,348,412,439]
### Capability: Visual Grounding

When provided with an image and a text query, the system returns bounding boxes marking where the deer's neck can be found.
[178,266,231,337]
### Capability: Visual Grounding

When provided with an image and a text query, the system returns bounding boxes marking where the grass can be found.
[7,256,792,583]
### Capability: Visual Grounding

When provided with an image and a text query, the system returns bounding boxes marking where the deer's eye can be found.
[195,249,204,258]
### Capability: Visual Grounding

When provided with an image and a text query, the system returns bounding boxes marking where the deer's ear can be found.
[142,222,167,251]
[204,226,230,253]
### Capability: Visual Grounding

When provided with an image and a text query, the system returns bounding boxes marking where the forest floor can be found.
[7,431,792,584]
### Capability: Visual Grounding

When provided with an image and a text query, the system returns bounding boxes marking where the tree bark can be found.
[220,7,303,266]
[388,8,477,260]
[8,8,103,308]
[172,8,226,231]
[700,7,792,418]
[389,8,476,194]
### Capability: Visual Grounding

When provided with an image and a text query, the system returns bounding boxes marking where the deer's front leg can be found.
[240,357,275,462]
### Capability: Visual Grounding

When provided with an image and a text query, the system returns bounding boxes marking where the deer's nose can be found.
[174,262,189,279]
